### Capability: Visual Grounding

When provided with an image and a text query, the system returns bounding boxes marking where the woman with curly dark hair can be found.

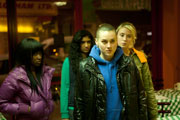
[60,30,94,120]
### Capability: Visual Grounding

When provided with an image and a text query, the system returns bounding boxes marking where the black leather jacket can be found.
[74,55,148,120]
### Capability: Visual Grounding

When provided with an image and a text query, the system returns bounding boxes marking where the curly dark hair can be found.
[69,30,95,74]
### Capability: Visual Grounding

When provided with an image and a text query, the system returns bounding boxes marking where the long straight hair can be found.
[15,38,44,93]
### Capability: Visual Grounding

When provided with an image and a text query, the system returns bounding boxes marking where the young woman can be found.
[60,30,94,120]
[116,22,158,120]
[0,38,55,120]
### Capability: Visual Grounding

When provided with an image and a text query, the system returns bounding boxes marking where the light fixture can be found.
[147,32,152,36]
[54,2,67,6]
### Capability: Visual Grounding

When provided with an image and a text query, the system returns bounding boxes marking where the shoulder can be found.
[80,57,95,67]
[64,57,69,63]
[132,48,147,63]
[43,65,55,75]
[62,57,70,65]
[118,54,132,65]
[78,57,97,73]
[3,66,27,87]
[7,66,26,79]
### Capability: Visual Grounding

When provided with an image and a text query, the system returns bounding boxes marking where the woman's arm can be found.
[60,58,70,119]
[142,62,158,120]
[0,75,30,115]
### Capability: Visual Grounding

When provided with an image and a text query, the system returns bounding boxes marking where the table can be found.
[157,89,180,99]
[156,89,180,116]
[157,115,180,120]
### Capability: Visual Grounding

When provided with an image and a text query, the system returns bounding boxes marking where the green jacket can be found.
[60,57,70,119]
[132,48,158,120]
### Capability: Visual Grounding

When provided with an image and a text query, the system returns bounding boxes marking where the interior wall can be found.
[178,0,180,84]
[163,0,179,88]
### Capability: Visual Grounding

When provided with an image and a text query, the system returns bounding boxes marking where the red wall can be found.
[163,0,180,88]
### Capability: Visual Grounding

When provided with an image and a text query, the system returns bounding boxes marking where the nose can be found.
[107,42,111,48]
[85,42,90,47]
[85,42,88,47]
[37,54,42,59]
[123,36,129,42]
[123,36,127,41]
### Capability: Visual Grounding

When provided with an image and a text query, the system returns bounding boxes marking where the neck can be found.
[30,66,37,78]
[81,53,88,59]
[123,48,130,56]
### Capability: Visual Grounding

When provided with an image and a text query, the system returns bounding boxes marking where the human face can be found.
[32,51,42,67]
[96,30,117,61]
[80,36,92,54]
[117,27,134,49]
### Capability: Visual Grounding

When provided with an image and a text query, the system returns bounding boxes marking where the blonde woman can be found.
[116,22,158,120]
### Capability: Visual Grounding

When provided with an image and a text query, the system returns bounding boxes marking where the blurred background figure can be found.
[116,22,158,120]
[60,30,94,120]
[0,38,55,120]
[41,33,66,62]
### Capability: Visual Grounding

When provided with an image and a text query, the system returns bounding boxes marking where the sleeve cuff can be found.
[61,113,69,119]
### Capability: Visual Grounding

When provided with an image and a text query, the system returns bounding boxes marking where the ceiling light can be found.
[54,2,67,6]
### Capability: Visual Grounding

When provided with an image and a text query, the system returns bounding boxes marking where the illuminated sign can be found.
[0,1,58,16]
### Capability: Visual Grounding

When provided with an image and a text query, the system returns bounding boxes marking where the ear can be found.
[95,38,98,46]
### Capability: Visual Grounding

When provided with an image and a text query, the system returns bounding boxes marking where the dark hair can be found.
[69,30,95,74]
[96,23,115,39]
[15,38,44,93]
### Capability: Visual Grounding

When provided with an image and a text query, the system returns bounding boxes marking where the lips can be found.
[122,42,127,45]
[36,60,41,64]
[85,47,90,50]
[106,50,112,53]
[121,43,127,47]
[83,48,90,52]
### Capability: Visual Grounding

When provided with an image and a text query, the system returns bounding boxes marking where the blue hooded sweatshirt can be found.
[89,45,123,120]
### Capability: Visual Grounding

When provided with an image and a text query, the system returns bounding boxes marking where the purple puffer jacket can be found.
[0,65,55,120]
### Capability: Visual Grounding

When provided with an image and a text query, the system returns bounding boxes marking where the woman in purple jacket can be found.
[0,38,55,120]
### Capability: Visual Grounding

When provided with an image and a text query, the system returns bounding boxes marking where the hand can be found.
[41,38,54,49]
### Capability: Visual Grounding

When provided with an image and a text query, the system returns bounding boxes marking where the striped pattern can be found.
[157,115,180,120]
[158,89,180,99]
[156,89,180,117]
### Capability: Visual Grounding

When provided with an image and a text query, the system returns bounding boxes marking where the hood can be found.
[89,45,123,64]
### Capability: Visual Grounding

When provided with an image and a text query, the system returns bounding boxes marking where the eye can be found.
[111,39,115,43]
[102,40,107,44]
[127,35,132,39]
[81,41,85,44]
[87,41,91,44]
[119,33,124,37]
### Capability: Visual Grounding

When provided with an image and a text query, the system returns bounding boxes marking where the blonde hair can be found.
[116,22,137,48]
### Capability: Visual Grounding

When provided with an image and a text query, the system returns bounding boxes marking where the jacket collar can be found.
[85,57,104,80]
[84,56,131,79]
[117,55,131,71]
[132,48,147,63]
[15,65,54,88]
